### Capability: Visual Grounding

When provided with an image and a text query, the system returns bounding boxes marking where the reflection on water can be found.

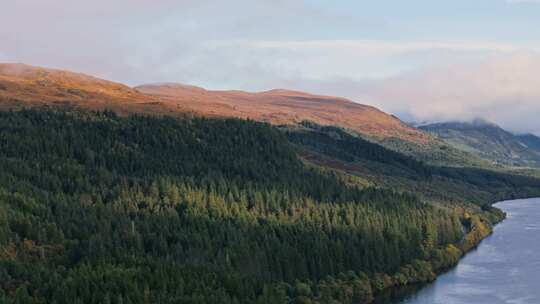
[379,198,540,304]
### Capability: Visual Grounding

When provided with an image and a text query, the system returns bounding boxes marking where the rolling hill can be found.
[135,83,431,143]
[420,119,540,167]
[0,63,150,108]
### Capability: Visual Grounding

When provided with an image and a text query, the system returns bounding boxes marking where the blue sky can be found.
[310,0,540,42]
[2,0,540,134]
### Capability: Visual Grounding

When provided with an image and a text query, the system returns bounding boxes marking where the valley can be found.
[420,120,540,168]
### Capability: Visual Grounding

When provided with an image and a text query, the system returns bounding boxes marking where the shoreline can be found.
[372,196,539,304]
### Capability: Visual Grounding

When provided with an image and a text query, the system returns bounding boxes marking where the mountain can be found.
[420,119,540,167]
[0,63,431,144]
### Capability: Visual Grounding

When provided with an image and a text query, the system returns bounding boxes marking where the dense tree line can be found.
[0,109,495,303]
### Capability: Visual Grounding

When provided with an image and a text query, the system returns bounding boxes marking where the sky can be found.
[2,0,540,134]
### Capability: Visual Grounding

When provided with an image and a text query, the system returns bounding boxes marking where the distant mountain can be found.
[420,119,540,167]
[0,63,431,144]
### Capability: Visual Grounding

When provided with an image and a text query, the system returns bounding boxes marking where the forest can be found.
[0,109,538,304]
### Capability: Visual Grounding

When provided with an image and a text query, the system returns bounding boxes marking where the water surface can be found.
[391,198,540,304]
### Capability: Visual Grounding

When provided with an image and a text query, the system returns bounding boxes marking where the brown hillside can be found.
[0,63,430,143]
[136,83,431,143]
[0,63,167,114]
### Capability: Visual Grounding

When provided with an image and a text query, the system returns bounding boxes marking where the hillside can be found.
[2,109,540,304]
[420,120,540,168]
[0,63,156,111]
[135,83,431,144]
[0,109,464,304]
[0,63,431,144]
[284,123,540,206]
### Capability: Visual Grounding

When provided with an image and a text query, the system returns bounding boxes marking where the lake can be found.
[387,198,540,304]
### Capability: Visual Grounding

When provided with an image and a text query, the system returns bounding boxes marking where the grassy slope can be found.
[285,123,540,204]
[419,121,540,168]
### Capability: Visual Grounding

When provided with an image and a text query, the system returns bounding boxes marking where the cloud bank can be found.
[357,52,540,135]
[177,40,540,135]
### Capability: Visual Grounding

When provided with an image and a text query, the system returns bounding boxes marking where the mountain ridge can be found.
[420,119,540,167]
[136,82,432,143]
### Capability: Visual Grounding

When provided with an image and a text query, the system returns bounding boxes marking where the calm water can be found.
[389,198,540,304]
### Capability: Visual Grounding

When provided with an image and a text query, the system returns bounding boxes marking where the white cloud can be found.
[349,52,540,135]
[0,0,339,84]
[166,39,537,87]
[132,38,540,135]
[241,40,529,52]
